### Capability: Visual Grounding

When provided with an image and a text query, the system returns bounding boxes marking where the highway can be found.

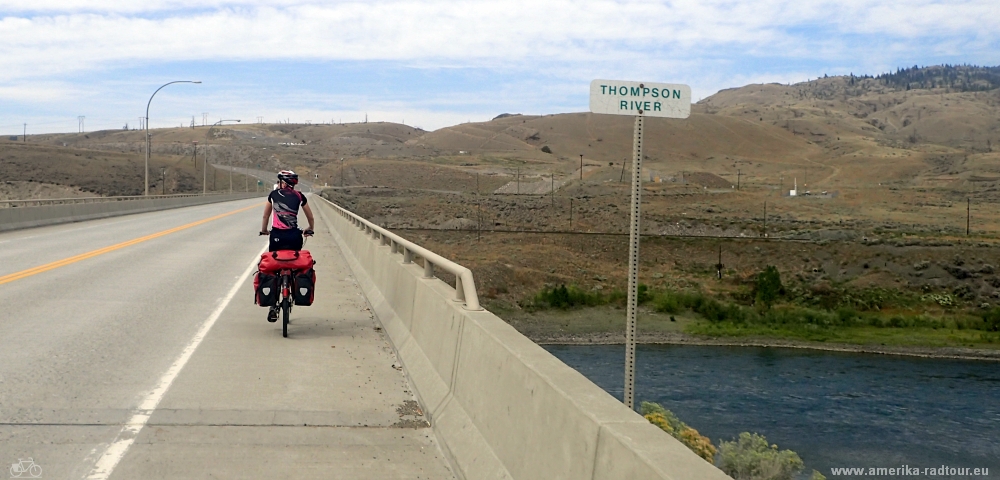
[0,198,455,479]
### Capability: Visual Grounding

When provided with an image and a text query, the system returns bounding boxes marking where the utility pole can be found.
[78,116,85,133]
[551,172,554,206]
[23,123,26,142]
[341,158,345,187]
[967,197,971,235]
[569,198,573,228]
[476,173,481,242]
[580,154,584,181]
[516,167,520,194]
[716,245,723,279]
[763,201,767,238]
[229,160,233,193]
[202,113,208,126]
[161,167,166,195]
[620,158,627,182]
[737,169,741,190]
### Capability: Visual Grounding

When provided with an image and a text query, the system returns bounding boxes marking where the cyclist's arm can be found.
[302,203,315,232]
[261,202,273,233]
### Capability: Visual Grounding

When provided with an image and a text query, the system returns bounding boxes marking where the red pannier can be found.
[258,250,315,274]
[255,250,317,307]
[254,271,279,306]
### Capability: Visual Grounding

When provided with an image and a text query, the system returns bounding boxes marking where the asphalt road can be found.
[0,197,455,479]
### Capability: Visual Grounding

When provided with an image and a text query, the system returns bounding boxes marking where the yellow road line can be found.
[0,203,263,286]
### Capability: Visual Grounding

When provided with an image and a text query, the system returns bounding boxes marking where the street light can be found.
[145,80,201,196]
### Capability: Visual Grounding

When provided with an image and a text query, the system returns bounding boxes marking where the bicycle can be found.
[259,229,314,338]
[10,458,42,478]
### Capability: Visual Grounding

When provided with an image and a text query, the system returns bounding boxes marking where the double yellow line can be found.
[0,203,262,286]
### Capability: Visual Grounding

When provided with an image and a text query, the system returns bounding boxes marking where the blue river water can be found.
[544,344,1000,478]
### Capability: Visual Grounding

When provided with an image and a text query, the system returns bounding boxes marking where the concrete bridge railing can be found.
[315,194,731,480]
[0,192,265,232]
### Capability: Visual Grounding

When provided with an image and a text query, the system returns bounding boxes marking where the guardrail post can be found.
[423,259,434,278]
[455,277,466,303]
[403,248,413,264]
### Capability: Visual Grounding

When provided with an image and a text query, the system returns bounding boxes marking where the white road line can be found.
[85,245,267,480]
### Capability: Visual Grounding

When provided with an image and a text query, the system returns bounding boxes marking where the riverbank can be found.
[495,305,1000,361]
[532,330,1000,362]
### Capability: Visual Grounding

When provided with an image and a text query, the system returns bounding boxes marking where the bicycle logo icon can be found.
[9,458,41,478]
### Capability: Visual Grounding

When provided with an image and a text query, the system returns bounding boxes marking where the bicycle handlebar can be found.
[258,229,313,236]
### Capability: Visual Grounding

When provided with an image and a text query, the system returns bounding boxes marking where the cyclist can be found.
[260,170,315,251]
[260,170,315,322]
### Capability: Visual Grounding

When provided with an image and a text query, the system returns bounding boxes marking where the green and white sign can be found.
[589,79,691,118]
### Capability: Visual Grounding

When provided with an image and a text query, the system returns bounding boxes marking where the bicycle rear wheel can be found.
[282,297,289,337]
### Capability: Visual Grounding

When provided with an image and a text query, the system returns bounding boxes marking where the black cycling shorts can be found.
[269,228,303,252]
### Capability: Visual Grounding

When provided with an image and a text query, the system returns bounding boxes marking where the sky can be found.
[1,0,999,135]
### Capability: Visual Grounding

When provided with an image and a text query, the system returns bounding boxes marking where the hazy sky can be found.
[2,0,998,134]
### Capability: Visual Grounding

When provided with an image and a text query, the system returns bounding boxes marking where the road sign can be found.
[589,78,691,410]
[589,79,691,118]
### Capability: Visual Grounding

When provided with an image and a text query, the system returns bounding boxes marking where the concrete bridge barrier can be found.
[314,194,731,480]
[0,192,264,232]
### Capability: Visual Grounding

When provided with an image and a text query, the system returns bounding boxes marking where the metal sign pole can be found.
[588,78,689,410]
[624,114,643,410]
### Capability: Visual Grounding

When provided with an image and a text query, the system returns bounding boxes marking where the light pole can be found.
[145,80,201,196]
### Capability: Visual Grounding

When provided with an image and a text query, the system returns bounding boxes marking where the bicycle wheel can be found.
[282,297,289,337]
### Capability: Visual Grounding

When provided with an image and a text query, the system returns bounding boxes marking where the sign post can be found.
[589,79,690,410]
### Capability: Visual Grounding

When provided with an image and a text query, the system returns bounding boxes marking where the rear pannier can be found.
[254,271,279,306]
[293,269,316,306]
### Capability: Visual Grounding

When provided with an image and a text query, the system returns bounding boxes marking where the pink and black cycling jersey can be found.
[267,188,306,230]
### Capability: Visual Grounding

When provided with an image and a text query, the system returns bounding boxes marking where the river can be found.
[544,344,999,478]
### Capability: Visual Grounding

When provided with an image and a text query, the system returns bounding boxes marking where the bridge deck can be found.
[0,198,455,479]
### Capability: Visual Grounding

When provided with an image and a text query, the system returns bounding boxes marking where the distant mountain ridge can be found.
[868,64,1000,93]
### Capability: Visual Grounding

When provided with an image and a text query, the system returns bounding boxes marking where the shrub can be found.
[754,266,783,310]
[640,401,717,462]
[540,145,552,153]
[982,307,1000,332]
[528,284,608,310]
[637,283,651,304]
[717,432,804,480]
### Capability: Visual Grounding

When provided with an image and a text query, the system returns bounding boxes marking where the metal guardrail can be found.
[316,194,482,311]
[0,192,241,208]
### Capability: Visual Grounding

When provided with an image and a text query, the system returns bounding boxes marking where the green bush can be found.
[637,283,651,304]
[717,432,804,480]
[982,307,1000,332]
[530,284,604,310]
[540,145,552,153]
[754,266,783,310]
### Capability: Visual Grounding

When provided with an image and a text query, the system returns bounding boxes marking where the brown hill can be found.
[0,139,254,197]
